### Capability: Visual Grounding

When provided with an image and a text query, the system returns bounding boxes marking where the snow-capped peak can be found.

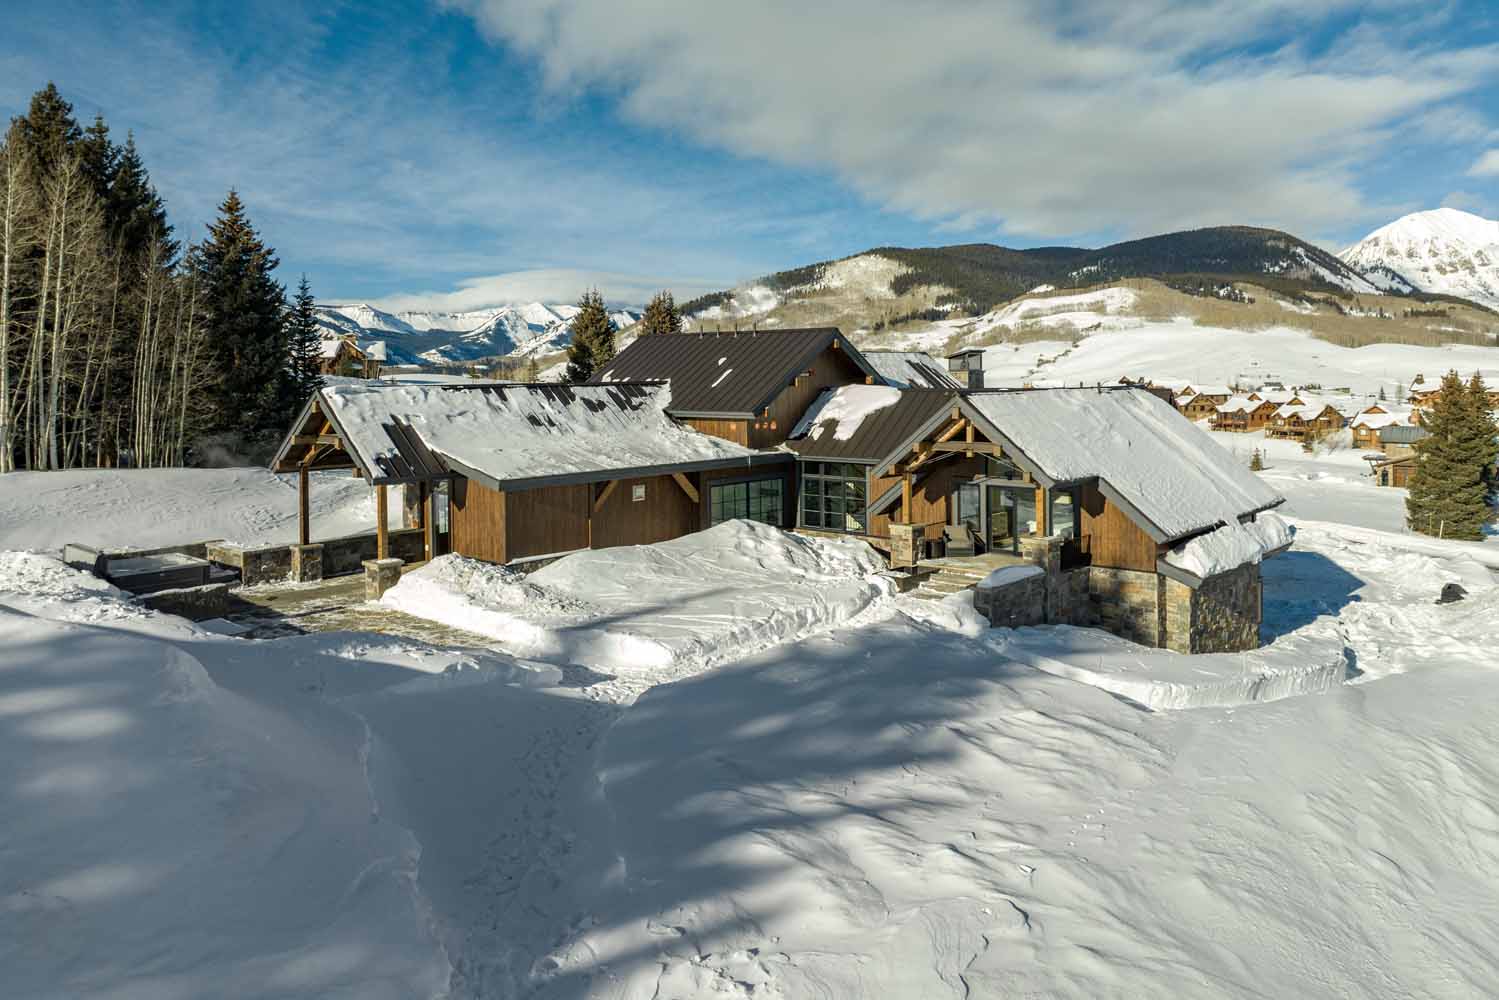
[1339,208,1499,310]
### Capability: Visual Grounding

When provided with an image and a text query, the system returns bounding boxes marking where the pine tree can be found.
[193,190,289,439]
[1249,448,1264,471]
[287,275,324,403]
[14,83,81,186]
[563,288,617,382]
[1463,371,1499,509]
[1406,370,1492,540]
[639,289,682,337]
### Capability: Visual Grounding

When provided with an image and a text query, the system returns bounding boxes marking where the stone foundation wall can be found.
[207,528,424,586]
[135,582,230,621]
[1163,563,1262,653]
[972,571,1047,628]
[1086,566,1164,647]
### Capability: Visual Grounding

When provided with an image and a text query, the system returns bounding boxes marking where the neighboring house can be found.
[1268,401,1345,441]
[783,384,1287,653]
[945,348,986,388]
[861,350,962,389]
[1177,385,1231,421]
[1350,405,1415,450]
[1212,395,1277,432]
[272,382,792,568]
[320,335,384,379]
[1365,423,1432,488]
[593,327,882,448]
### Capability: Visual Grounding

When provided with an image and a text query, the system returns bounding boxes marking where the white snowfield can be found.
[5,449,1499,997]
[0,467,399,552]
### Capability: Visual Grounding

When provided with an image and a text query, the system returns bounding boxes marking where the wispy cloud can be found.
[371,268,729,312]
[1468,149,1499,177]
[452,0,1499,240]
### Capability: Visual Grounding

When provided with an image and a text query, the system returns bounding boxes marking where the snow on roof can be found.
[961,388,1284,540]
[1216,394,1271,414]
[361,340,388,362]
[319,338,345,359]
[317,382,761,486]
[790,384,903,442]
[1190,385,1233,397]
[1351,408,1413,430]
[1164,512,1292,579]
[1275,401,1339,420]
[861,350,961,389]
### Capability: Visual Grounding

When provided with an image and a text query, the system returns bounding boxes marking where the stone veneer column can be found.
[289,543,324,583]
[1019,534,1065,622]
[889,523,922,569]
[363,557,404,600]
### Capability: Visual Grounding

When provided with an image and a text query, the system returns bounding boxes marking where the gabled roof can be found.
[1379,424,1430,445]
[272,381,778,489]
[861,350,961,389]
[783,386,956,463]
[860,387,1282,543]
[593,327,881,417]
[1351,407,1413,430]
[1215,394,1275,414]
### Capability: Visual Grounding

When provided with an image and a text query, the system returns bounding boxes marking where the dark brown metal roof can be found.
[783,388,959,463]
[592,328,881,417]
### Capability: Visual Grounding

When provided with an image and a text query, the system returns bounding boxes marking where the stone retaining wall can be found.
[135,582,231,621]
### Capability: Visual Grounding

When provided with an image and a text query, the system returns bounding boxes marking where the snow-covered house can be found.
[1177,385,1232,421]
[1268,400,1346,442]
[1350,404,1416,450]
[319,335,384,379]
[272,382,790,576]
[593,327,884,449]
[1211,395,1277,432]
[783,384,1288,653]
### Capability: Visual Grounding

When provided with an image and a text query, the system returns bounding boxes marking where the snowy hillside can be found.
[314,302,641,365]
[1340,207,1499,310]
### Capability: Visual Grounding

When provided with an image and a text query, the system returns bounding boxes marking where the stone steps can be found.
[911,568,992,601]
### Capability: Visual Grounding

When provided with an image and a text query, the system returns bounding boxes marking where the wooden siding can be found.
[683,417,749,446]
[449,476,509,564]
[591,473,700,550]
[751,344,870,448]
[867,455,988,537]
[1078,481,1159,572]
[504,483,592,561]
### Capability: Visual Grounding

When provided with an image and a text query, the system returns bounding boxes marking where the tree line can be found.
[563,288,680,382]
[0,83,321,472]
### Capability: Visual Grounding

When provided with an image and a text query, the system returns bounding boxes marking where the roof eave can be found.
[436,450,793,493]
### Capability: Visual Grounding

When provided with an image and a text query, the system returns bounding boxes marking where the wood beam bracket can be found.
[671,473,700,504]
[593,479,620,512]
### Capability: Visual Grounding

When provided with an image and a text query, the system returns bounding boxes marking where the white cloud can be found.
[451,0,1499,240]
[1468,150,1499,178]
[371,269,728,312]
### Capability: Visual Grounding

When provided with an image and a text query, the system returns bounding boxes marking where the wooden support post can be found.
[965,421,975,459]
[1035,486,1048,537]
[298,464,310,547]
[420,481,435,561]
[902,472,913,524]
[376,484,389,560]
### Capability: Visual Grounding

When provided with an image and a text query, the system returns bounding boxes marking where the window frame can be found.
[708,476,785,527]
[798,461,870,534]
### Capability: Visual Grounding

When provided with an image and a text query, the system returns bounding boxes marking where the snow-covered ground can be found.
[6,444,1499,997]
[0,468,398,552]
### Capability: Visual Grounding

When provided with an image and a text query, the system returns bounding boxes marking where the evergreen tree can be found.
[1406,370,1492,540]
[639,289,682,337]
[287,274,324,403]
[563,288,617,382]
[77,115,118,205]
[193,190,289,438]
[1463,371,1499,507]
[1249,448,1264,472]
[14,82,81,185]
[108,135,174,262]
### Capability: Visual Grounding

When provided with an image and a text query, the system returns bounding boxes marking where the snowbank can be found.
[1002,620,1348,710]
[0,608,452,997]
[1164,511,1293,578]
[382,521,894,685]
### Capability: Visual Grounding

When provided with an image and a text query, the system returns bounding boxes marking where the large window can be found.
[800,462,868,533]
[710,478,784,526]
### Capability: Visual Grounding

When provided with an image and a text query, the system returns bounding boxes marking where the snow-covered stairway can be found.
[912,563,993,600]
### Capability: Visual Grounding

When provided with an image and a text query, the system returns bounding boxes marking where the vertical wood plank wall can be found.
[1077,482,1159,572]
[448,476,509,564]
[682,418,749,445]
[867,456,987,537]
[752,347,870,449]
[591,474,699,549]
[503,483,592,561]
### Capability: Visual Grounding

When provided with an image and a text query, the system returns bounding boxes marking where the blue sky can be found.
[3,0,1497,309]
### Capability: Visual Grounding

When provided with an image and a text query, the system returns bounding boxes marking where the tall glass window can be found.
[710,478,784,526]
[799,462,868,533]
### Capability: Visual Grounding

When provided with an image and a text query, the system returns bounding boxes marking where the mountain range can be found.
[1338,207,1499,311]
[314,301,643,366]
